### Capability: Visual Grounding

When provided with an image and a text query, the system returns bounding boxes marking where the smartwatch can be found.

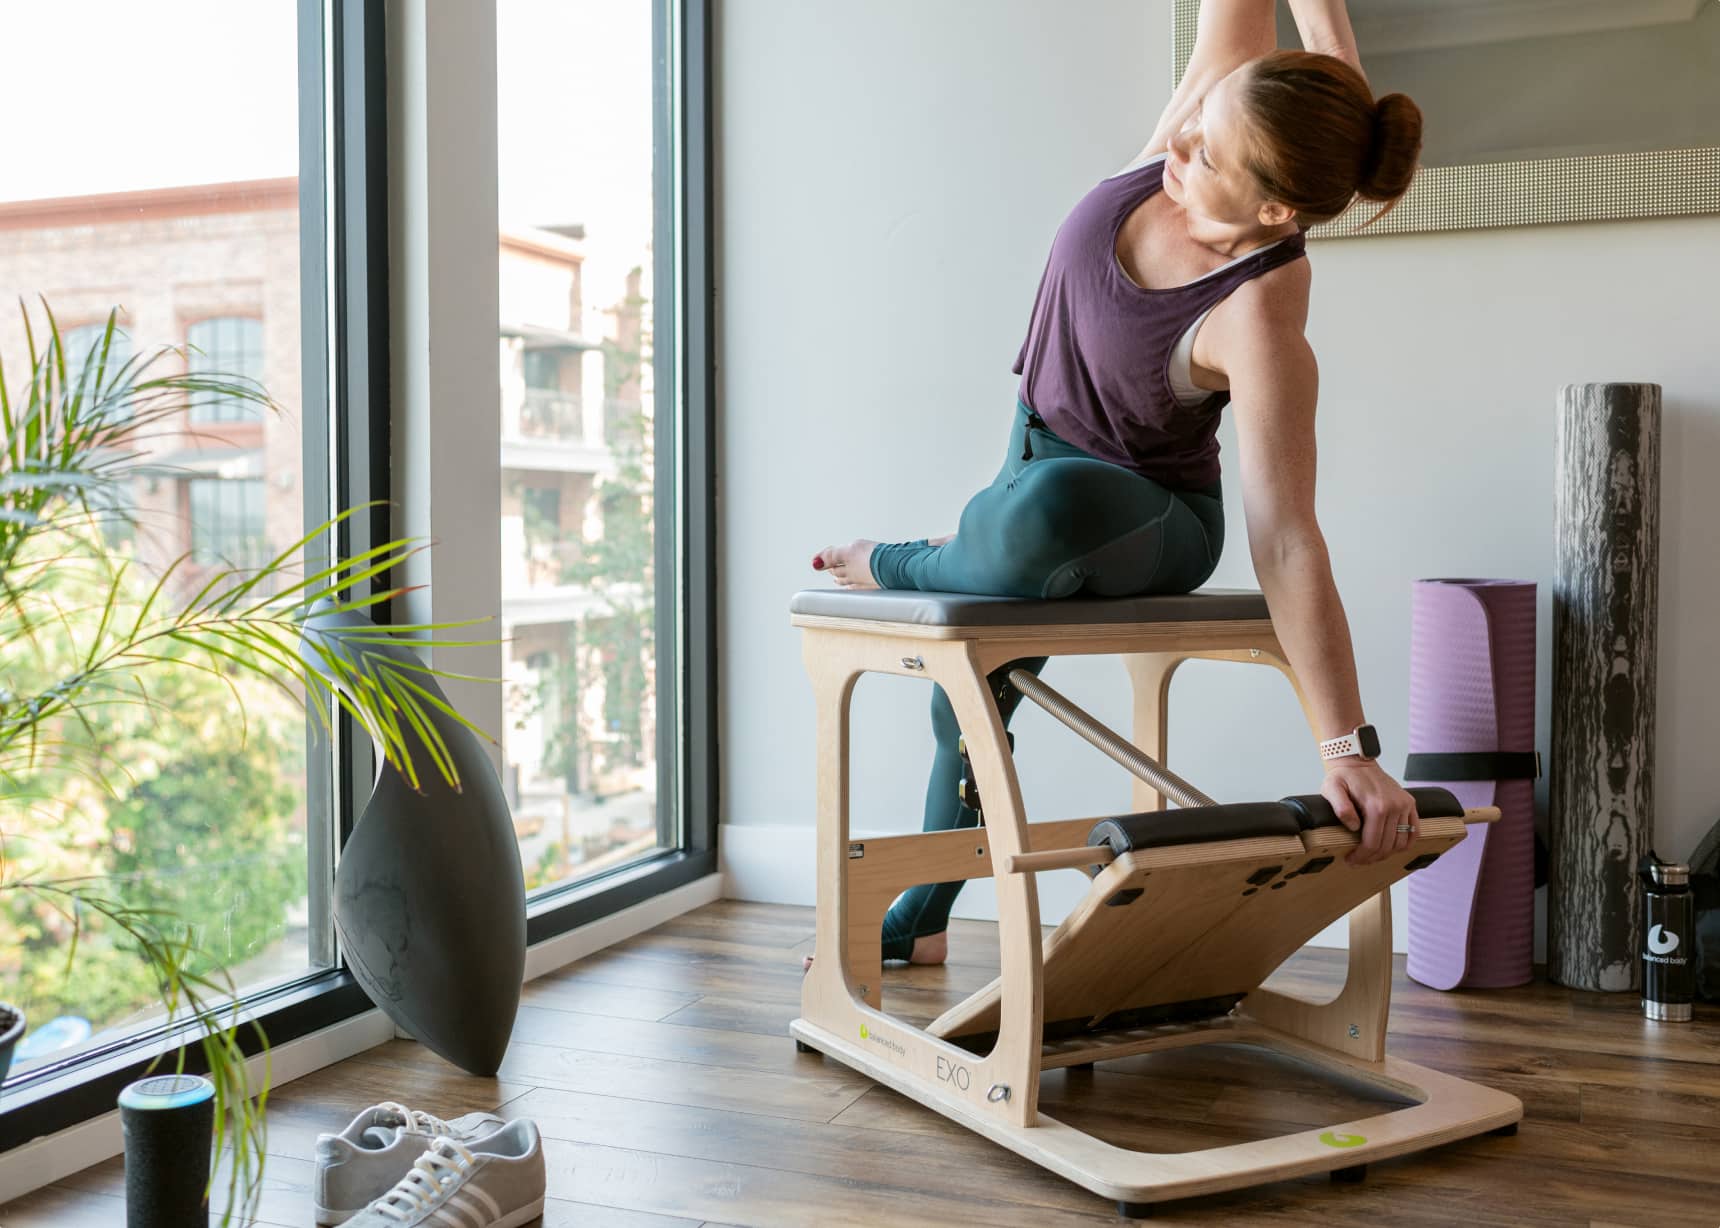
[1320,723,1381,764]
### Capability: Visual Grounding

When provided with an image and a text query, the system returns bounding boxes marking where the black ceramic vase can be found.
[300,600,526,1076]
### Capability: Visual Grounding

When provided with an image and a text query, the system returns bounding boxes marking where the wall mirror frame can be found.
[1172,1,1720,239]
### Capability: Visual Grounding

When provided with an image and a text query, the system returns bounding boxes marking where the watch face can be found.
[1358,725,1381,759]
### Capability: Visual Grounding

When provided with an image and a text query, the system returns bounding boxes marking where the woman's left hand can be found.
[1319,758,1419,867]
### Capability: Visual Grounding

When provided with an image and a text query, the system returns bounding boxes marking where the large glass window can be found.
[62,321,134,410]
[189,478,268,569]
[498,0,672,895]
[0,2,320,1096]
[187,316,267,422]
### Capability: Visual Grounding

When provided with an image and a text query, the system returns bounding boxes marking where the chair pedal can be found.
[956,731,1013,815]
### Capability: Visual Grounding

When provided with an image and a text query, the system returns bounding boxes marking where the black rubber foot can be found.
[1070,1062,1096,1071]
[1488,1121,1519,1137]
[1331,1164,1367,1183]
[794,1038,817,1054]
[1116,1200,1153,1218]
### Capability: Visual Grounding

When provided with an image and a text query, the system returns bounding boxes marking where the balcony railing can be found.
[516,388,583,440]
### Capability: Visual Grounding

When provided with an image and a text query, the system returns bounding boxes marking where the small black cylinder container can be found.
[1639,852,1696,1022]
[119,1073,215,1227]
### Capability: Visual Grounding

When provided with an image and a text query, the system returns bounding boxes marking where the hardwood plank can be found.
[657,992,801,1038]
[249,1064,534,1160]
[536,1196,703,1227]
[350,1036,874,1124]
[54,1152,317,1228]
[1578,1081,1720,1130]
[522,973,705,1022]
[496,1083,1122,1217]
[0,1184,131,1228]
[506,1001,845,1079]
[529,1135,1144,1227]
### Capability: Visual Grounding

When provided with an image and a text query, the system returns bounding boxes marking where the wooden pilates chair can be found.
[787,587,1523,1217]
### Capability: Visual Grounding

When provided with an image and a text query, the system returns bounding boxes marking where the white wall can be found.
[716,0,1720,958]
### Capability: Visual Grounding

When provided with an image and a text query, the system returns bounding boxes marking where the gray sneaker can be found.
[314,1101,510,1225]
[342,1120,546,1228]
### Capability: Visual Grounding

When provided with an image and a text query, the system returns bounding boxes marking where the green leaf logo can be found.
[860,1025,869,1040]
[1319,1130,1366,1148]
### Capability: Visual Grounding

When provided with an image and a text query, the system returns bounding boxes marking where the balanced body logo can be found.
[859,1023,906,1057]
[1319,1130,1367,1149]
[1648,924,1680,956]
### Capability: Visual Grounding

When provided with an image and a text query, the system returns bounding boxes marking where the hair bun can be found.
[1358,93,1424,201]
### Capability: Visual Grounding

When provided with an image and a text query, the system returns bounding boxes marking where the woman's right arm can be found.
[1284,0,1367,83]
[1131,0,1368,171]
[1134,0,1279,163]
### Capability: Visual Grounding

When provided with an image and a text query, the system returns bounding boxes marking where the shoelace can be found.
[370,1136,476,1223]
[377,1100,454,1137]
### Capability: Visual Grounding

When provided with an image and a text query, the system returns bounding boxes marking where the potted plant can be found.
[0,303,491,1222]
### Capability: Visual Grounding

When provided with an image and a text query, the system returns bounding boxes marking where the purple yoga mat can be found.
[1403,579,1538,991]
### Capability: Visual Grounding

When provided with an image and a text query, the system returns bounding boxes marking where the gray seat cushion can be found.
[788,588,1270,628]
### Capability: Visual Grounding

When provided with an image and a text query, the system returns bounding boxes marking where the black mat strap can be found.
[1403,751,1542,782]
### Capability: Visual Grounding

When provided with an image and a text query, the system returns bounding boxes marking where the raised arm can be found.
[1285,0,1367,82]
[1210,273,1417,867]
[1137,0,1279,163]
[1132,0,1369,168]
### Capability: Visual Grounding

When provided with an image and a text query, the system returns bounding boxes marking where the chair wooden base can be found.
[789,591,1524,1211]
[788,1014,1519,1209]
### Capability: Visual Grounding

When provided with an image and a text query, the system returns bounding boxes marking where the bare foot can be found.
[811,534,955,589]
[801,931,948,972]
[811,539,880,590]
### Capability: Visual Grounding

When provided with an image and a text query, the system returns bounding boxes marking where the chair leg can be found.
[1116,1200,1154,1218]
[1122,653,1180,813]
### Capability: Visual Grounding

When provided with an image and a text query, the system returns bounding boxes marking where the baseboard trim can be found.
[523,870,723,981]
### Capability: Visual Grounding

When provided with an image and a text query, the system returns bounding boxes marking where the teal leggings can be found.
[869,401,1224,961]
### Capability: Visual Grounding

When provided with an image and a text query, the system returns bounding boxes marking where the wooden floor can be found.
[4,898,1720,1226]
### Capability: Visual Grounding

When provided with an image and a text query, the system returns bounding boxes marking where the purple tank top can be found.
[1013,155,1307,489]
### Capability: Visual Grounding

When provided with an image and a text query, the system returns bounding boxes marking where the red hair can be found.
[1236,51,1424,229]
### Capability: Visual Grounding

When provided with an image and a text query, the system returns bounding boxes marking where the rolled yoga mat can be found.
[1404,579,1539,990]
[1549,383,1661,992]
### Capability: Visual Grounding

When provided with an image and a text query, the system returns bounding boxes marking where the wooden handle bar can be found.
[1005,847,1117,874]
[1000,806,1502,875]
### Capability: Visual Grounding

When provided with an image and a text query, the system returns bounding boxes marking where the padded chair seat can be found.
[789,587,1270,628]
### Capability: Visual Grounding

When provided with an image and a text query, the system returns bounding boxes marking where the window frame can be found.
[0,0,389,1150]
[0,0,717,1150]
[507,0,717,944]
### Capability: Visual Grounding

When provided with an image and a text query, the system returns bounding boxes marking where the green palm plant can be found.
[0,301,494,1223]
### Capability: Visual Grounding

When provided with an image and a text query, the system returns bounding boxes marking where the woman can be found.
[812,0,1426,966]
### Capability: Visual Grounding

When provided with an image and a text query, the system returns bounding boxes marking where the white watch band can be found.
[1320,732,1363,761]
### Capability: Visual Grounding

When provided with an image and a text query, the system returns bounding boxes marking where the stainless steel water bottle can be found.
[1639,852,1695,1021]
